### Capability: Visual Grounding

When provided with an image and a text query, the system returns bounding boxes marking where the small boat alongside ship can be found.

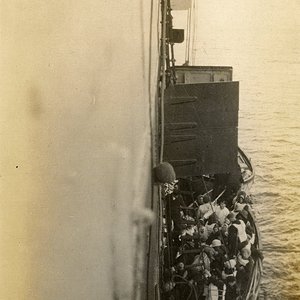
[152,1,263,299]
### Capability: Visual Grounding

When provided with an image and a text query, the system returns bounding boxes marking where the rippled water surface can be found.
[174,1,300,298]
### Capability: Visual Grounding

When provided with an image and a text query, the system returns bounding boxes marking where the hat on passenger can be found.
[210,239,222,248]
[237,191,246,199]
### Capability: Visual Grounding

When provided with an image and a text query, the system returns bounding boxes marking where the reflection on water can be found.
[174,1,300,299]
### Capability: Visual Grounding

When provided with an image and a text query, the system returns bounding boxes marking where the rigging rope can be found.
[191,0,198,65]
[159,0,168,163]
[185,8,192,64]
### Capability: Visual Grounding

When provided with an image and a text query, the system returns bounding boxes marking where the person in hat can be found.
[210,239,226,280]
[235,191,246,201]
[233,191,247,212]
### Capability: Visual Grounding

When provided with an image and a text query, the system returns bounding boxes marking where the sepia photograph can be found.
[0,1,299,299]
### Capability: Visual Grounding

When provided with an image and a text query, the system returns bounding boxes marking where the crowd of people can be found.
[162,180,262,300]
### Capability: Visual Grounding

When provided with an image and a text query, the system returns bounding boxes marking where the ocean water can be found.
[173,1,300,298]
[238,25,300,299]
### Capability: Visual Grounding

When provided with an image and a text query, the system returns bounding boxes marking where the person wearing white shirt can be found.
[215,200,230,225]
